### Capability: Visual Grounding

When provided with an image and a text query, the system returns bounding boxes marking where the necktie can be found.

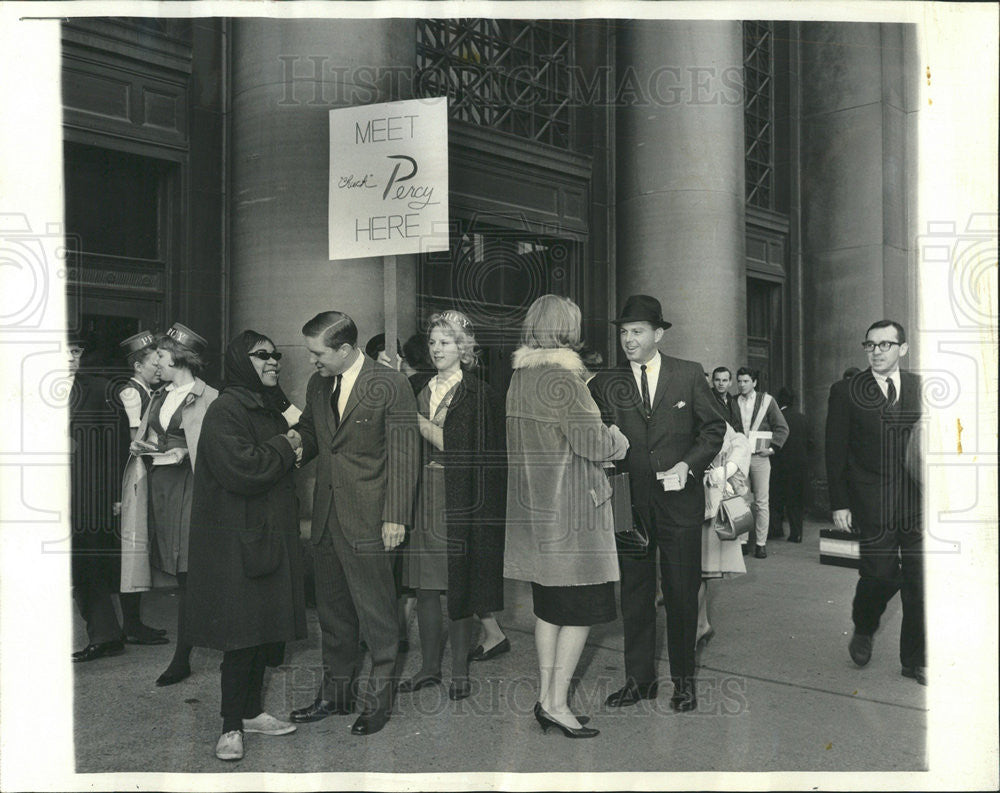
[330,375,342,427]
[640,364,651,416]
[885,377,897,410]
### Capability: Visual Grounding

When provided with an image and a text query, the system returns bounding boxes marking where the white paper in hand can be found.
[283,404,303,426]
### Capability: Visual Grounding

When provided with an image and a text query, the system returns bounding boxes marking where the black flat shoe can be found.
[155,664,191,686]
[848,632,873,667]
[605,680,658,707]
[351,709,390,736]
[901,665,927,686]
[695,626,716,651]
[468,637,510,662]
[124,626,170,645]
[73,640,125,663]
[289,698,354,723]
[535,706,599,738]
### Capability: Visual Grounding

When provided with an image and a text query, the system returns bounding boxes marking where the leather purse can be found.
[609,471,649,549]
[714,494,753,541]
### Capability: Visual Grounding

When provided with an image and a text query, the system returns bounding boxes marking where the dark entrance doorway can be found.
[419,219,579,394]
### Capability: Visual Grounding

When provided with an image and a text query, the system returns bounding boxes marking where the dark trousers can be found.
[313,522,398,714]
[852,521,925,668]
[770,464,807,540]
[619,500,703,687]
[73,582,121,645]
[220,643,282,732]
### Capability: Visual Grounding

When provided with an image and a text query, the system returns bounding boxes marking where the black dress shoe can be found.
[787,535,802,543]
[73,640,125,663]
[124,625,170,645]
[155,664,191,686]
[901,665,927,686]
[754,545,767,559]
[468,637,510,662]
[848,632,873,666]
[605,680,658,707]
[351,709,390,736]
[289,698,354,723]
[449,679,471,701]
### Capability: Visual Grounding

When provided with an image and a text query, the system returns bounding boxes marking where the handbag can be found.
[714,494,753,541]
[609,470,649,549]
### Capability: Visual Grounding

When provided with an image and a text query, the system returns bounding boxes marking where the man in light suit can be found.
[825,320,925,685]
[290,311,420,735]
[592,295,726,712]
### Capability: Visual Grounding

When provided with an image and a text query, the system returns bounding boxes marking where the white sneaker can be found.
[243,712,297,736]
[215,730,244,761]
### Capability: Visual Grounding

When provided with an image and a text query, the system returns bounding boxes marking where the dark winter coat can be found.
[183,386,307,653]
[438,373,507,620]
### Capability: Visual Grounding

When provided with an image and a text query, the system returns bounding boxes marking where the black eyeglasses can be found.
[248,350,282,361]
[861,341,901,353]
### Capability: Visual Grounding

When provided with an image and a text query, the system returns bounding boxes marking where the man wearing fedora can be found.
[591,295,725,712]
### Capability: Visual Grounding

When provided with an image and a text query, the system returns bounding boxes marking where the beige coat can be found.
[504,346,623,587]
[120,378,217,592]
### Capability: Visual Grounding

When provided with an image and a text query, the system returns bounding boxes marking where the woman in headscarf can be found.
[183,330,307,762]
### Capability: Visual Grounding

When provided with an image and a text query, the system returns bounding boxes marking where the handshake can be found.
[284,428,304,464]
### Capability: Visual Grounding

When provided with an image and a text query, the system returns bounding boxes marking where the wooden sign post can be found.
[328,97,449,362]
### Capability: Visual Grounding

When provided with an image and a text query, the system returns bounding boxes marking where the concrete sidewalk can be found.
[72,518,926,774]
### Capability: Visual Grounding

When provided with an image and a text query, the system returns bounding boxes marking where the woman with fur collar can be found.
[505,295,629,738]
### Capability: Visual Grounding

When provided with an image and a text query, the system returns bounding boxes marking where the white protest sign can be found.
[328,96,449,260]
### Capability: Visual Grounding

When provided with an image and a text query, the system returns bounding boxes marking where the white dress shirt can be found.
[334,349,366,418]
[121,378,153,428]
[737,389,757,433]
[629,353,660,406]
[159,380,195,429]
[428,369,463,417]
[872,368,901,401]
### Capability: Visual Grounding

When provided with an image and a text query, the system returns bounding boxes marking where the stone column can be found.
[798,23,918,502]
[615,20,746,371]
[229,19,418,407]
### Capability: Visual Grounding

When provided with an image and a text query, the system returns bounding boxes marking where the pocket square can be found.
[674,401,686,409]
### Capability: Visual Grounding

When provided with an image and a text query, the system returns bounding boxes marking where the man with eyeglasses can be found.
[825,320,925,686]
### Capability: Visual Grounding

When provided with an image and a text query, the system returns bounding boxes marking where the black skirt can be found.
[531,581,616,626]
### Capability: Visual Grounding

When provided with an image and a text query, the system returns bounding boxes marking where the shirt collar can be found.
[738,389,757,402]
[433,369,463,391]
[629,352,659,374]
[341,349,365,380]
[165,380,195,394]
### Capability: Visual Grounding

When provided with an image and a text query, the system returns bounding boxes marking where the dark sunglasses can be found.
[248,350,282,361]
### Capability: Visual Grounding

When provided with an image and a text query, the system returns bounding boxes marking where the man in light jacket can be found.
[731,367,789,558]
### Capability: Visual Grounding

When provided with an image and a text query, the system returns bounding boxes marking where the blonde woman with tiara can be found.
[399,310,507,701]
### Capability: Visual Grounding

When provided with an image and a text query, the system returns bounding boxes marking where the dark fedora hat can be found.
[611,294,671,329]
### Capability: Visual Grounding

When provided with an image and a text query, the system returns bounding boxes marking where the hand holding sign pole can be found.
[329,97,449,356]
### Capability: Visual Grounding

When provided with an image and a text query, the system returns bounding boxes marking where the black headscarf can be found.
[223,329,291,415]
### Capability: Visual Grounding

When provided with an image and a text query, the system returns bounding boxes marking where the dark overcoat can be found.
[438,373,506,620]
[182,386,307,654]
[70,373,123,589]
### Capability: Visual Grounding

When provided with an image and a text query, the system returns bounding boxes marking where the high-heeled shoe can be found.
[695,626,716,651]
[534,705,599,738]
[533,701,589,725]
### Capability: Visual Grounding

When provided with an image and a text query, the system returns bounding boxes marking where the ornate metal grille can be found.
[416,19,574,148]
[744,21,774,209]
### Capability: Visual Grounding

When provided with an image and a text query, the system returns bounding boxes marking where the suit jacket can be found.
[711,391,735,423]
[298,354,420,548]
[774,407,809,469]
[591,353,726,528]
[825,368,922,529]
[730,390,790,449]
